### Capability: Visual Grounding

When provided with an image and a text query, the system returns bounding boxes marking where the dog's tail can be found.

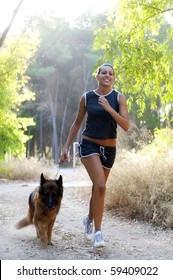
[15,217,30,229]
[15,209,33,229]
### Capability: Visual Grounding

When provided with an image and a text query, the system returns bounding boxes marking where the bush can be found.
[106,128,173,228]
[0,157,53,180]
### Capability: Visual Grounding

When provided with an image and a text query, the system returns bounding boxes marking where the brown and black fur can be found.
[16,173,63,246]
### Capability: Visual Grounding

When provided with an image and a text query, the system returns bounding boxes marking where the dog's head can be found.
[39,173,63,211]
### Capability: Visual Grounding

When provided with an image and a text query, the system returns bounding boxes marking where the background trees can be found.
[25,15,101,162]
[94,0,173,129]
[0,34,38,159]
[1,0,173,162]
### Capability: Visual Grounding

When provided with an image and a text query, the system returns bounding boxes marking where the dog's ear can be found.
[56,175,63,196]
[40,173,46,186]
[56,175,63,186]
[39,173,46,195]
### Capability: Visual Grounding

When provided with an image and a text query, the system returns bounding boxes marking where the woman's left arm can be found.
[98,93,129,131]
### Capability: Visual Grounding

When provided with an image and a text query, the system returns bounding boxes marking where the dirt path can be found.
[0,166,173,260]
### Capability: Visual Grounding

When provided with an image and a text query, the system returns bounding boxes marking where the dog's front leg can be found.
[34,221,48,246]
[47,219,56,245]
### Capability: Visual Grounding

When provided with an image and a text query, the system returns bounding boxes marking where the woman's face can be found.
[96,65,115,87]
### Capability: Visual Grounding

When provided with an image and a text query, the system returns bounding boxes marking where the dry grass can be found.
[0,157,53,180]
[106,151,173,228]
[1,135,173,229]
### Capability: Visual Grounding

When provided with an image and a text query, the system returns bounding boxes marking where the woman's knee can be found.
[94,182,106,195]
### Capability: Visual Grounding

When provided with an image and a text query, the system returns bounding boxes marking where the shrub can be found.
[0,157,53,180]
[106,136,173,228]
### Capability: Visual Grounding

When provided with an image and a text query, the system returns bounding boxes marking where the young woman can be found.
[60,64,129,248]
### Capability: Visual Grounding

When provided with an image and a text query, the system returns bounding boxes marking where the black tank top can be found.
[82,90,119,139]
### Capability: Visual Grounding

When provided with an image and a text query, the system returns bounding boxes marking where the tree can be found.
[0,33,38,159]
[26,15,100,162]
[93,0,173,119]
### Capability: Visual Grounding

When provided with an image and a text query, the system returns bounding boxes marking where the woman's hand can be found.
[60,148,69,163]
[98,96,112,112]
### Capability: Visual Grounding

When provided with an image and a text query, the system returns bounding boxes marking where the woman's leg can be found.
[81,154,110,231]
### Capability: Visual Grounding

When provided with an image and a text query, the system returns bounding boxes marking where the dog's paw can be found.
[48,241,54,246]
[40,240,48,247]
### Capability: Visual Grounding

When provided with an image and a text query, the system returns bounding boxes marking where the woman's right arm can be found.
[60,95,86,163]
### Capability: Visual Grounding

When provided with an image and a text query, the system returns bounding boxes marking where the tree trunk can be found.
[59,80,72,151]
[48,78,59,163]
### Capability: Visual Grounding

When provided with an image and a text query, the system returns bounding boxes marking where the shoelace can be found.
[95,233,103,242]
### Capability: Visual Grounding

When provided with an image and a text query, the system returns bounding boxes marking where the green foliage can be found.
[29,66,56,78]
[24,15,102,160]
[141,127,173,157]
[130,96,161,131]
[0,160,12,177]
[0,34,38,159]
[94,0,173,118]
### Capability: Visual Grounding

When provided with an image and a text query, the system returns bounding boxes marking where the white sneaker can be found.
[83,216,93,240]
[94,230,105,248]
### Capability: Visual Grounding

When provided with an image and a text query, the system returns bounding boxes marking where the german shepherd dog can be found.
[16,173,63,246]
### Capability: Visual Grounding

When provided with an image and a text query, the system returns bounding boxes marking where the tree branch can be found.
[0,0,24,48]
[128,7,173,37]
